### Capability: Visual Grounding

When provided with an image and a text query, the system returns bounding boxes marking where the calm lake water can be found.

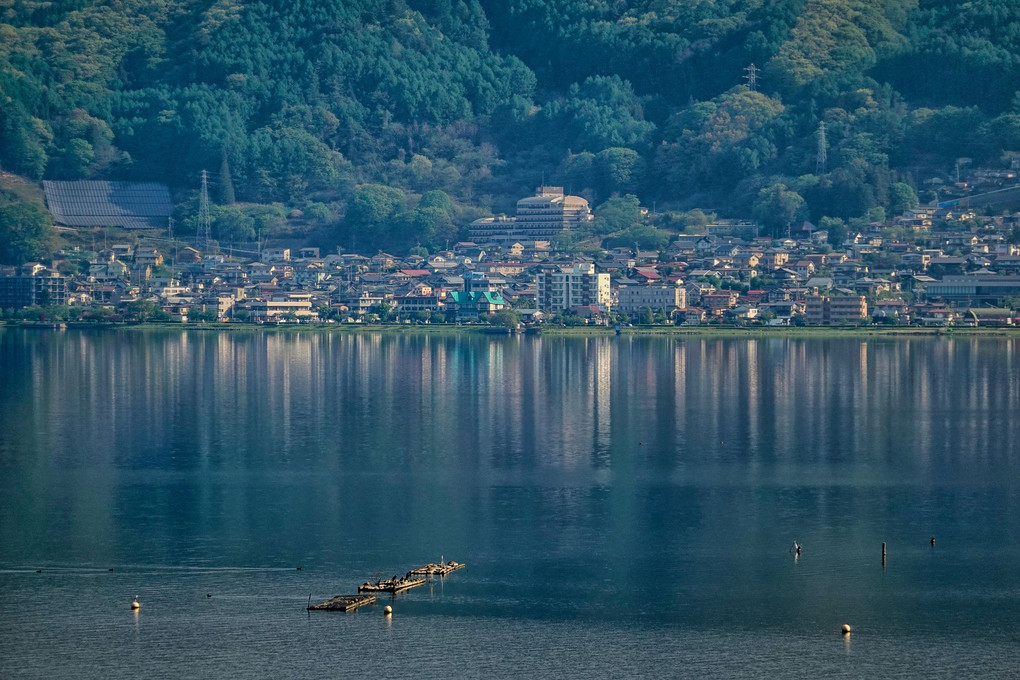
[1,328,1019,678]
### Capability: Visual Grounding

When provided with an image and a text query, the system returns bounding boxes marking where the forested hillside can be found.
[1,0,1019,256]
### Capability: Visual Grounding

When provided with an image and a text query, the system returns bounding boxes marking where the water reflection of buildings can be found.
[7,330,1020,574]
[18,331,1020,486]
[593,339,612,462]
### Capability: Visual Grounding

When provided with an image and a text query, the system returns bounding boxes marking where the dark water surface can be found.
[1,329,1019,678]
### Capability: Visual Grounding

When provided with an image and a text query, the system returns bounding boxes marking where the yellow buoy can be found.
[842,624,851,635]
[384,605,393,616]
[131,596,140,610]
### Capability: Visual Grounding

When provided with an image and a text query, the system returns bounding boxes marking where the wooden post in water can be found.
[882,542,887,565]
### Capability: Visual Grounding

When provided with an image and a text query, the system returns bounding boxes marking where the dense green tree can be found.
[593,147,645,199]
[393,205,456,251]
[591,195,641,236]
[820,216,848,247]
[59,139,96,179]
[656,89,787,199]
[0,195,51,264]
[983,114,1020,155]
[887,182,918,215]
[212,206,256,242]
[188,306,218,322]
[304,202,334,224]
[896,106,987,165]
[875,1,1020,113]
[765,0,910,98]
[126,299,171,322]
[657,208,713,234]
[752,183,808,237]
[492,309,521,327]
[418,189,455,216]
[218,151,236,204]
[615,223,669,251]
[246,126,347,202]
[247,204,287,240]
[0,105,49,179]
[541,75,654,152]
[344,184,406,248]
[347,184,404,225]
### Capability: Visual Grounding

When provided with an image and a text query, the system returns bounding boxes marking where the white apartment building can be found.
[537,262,611,313]
[243,293,315,320]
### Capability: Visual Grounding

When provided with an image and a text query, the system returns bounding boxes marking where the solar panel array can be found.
[43,181,173,229]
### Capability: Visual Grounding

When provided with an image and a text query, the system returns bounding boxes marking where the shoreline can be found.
[2,319,1017,337]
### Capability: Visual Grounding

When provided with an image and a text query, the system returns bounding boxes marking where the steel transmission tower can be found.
[816,121,828,175]
[743,63,758,91]
[197,169,211,250]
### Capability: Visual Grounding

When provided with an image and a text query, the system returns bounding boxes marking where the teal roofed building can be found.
[446,290,507,320]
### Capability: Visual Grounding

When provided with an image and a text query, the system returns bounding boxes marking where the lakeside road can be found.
[2,319,1019,337]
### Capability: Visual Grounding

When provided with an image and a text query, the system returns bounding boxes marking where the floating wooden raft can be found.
[409,561,466,577]
[358,576,426,594]
[307,594,376,612]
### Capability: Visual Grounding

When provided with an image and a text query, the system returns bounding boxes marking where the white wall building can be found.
[243,293,314,320]
[537,262,611,313]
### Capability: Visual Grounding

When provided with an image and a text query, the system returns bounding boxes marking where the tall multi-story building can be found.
[617,283,687,317]
[805,294,868,325]
[537,263,611,313]
[0,267,68,309]
[514,186,591,238]
[470,186,592,241]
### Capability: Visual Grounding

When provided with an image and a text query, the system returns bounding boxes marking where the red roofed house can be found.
[633,267,661,283]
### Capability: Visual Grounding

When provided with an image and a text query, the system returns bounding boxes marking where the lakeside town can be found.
[5,170,1020,330]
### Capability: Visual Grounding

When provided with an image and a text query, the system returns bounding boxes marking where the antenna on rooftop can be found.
[816,121,828,175]
[743,63,758,92]
[197,169,211,251]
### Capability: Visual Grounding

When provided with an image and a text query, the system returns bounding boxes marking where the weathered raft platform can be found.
[358,576,426,594]
[409,561,466,577]
[307,594,376,612]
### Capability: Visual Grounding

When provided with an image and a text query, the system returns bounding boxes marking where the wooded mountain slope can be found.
[1,0,1019,254]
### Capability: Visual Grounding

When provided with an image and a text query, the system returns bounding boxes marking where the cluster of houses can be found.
[5,189,1020,327]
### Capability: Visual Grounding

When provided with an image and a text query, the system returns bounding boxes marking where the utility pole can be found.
[743,63,758,92]
[816,121,828,175]
[197,169,211,251]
